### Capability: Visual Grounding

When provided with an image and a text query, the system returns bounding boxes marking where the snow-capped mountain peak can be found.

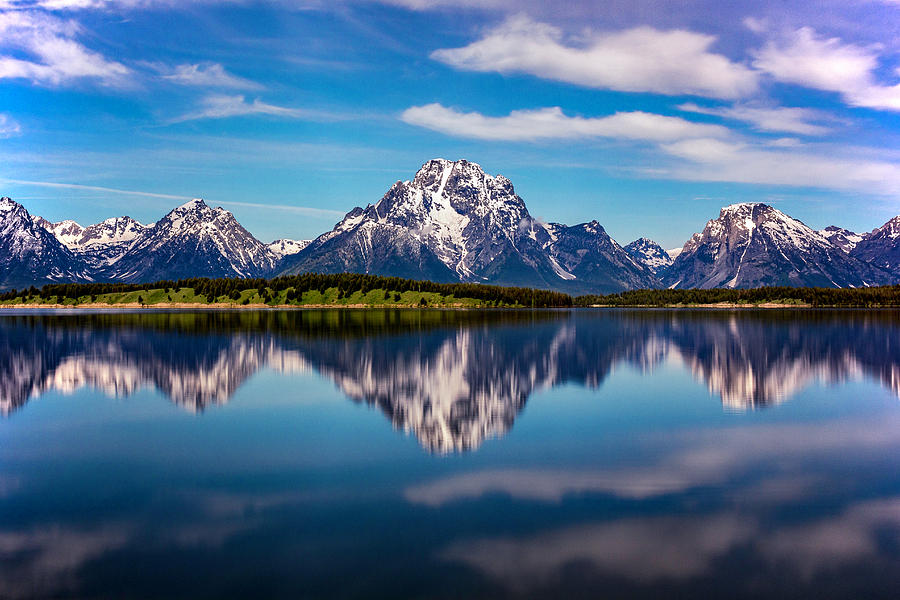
[873,215,900,239]
[666,202,888,289]
[108,197,277,282]
[42,220,85,248]
[0,197,88,288]
[819,225,863,253]
[623,237,674,274]
[278,159,657,293]
[850,214,900,276]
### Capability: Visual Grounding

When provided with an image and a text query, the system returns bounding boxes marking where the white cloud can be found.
[659,137,900,194]
[753,27,900,111]
[0,113,21,138]
[402,102,900,195]
[677,102,838,136]
[159,62,262,90]
[401,103,731,142]
[431,15,758,100]
[0,10,129,86]
[170,94,314,122]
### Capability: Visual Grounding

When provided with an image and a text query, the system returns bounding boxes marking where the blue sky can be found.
[2,0,900,248]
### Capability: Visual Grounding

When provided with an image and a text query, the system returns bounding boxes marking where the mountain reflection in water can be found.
[2,309,899,452]
[2,309,900,599]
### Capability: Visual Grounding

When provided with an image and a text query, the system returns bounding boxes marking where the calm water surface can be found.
[1,308,900,599]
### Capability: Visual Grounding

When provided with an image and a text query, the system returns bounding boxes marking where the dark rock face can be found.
[664,203,890,289]
[0,197,89,289]
[280,159,656,294]
[623,237,675,275]
[851,216,900,278]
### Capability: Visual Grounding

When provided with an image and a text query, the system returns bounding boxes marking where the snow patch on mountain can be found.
[267,238,310,258]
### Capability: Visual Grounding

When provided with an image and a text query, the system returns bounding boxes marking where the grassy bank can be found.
[0,273,573,308]
[0,286,532,308]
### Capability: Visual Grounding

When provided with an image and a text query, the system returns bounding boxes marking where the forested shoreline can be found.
[3,274,900,308]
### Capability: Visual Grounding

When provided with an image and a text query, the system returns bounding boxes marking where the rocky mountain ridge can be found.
[4,159,900,291]
[278,159,656,294]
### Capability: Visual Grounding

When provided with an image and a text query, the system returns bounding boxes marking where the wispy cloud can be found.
[215,199,344,218]
[0,10,130,86]
[170,94,319,123]
[0,113,21,138]
[401,104,731,142]
[0,178,191,199]
[157,62,263,90]
[431,15,758,100]
[676,102,840,136]
[753,27,900,111]
[0,178,346,217]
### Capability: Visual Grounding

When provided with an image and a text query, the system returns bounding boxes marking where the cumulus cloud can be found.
[677,102,839,136]
[158,62,262,90]
[401,103,731,142]
[0,10,129,86]
[430,15,758,100]
[753,27,900,111]
[0,113,21,138]
[170,94,314,122]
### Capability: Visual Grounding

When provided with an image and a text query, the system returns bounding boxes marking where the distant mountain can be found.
[819,225,864,253]
[0,197,88,289]
[543,222,658,291]
[36,215,149,270]
[623,238,674,274]
[279,159,655,293]
[851,216,900,277]
[267,238,310,259]
[98,199,278,282]
[664,203,889,289]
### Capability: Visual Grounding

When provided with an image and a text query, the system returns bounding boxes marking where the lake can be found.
[1,308,899,599]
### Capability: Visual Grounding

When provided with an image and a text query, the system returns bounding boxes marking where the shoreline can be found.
[0,301,477,310]
[3,301,883,310]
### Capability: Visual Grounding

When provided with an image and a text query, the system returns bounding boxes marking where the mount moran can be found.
[2,158,900,292]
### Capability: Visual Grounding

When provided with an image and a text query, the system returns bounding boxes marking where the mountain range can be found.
[3,159,900,291]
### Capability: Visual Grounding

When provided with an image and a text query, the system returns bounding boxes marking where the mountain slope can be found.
[665,203,889,289]
[103,199,277,282]
[0,198,89,289]
[851,216,900,277]
[280,159,655,293]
